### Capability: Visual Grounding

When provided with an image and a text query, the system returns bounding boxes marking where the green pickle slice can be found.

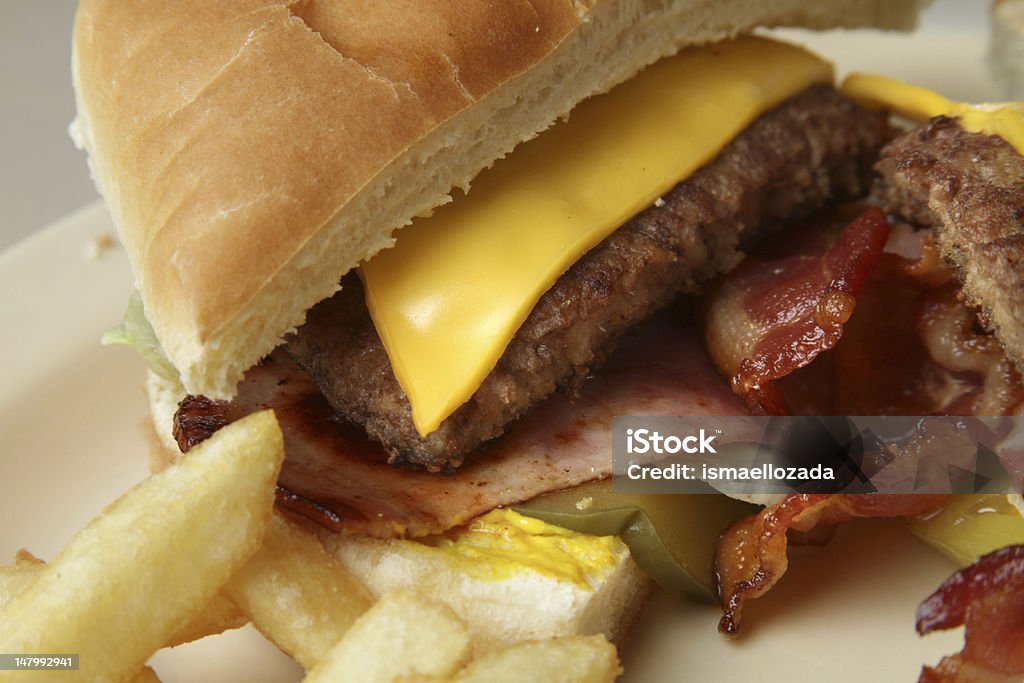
[909,494,1024,567]
[515,480,758,601]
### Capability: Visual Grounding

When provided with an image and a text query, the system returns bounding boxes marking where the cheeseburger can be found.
[70,0,1024,673]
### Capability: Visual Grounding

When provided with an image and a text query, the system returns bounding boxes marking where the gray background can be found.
[0,0,992,253]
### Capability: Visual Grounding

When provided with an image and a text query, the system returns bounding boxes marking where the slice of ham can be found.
[703,206,889,414]
[917,545,1024,682]
[175,311,749,538]
[715,493,949,635]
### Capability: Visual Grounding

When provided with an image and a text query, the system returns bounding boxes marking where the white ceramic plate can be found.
[0,26,998,683]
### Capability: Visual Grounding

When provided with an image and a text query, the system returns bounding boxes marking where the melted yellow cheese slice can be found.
[361,36,832,436]
[841,73,1024,155]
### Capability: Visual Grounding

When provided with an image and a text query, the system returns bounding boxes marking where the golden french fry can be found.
[0,553,161,682]
[0,558,195,683]
[226,512,374,669]
[164,592,248,647]
[0,410,284,683]
[12,549,41,565]
[0,550,44,606]
[0,551,246,648]
[302,590,470,683]
[132,668,161,683]
[444,635,621,683]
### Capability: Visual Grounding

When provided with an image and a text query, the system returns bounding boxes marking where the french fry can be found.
[302,590,470,683]
[163,592,248,647]
[1,554,162,683]
[225,511,374,669]
[132,668,161,683]
[443,635,621,683]
[0,410,284,683]
[0,551,247,648]
[0,550,44,605]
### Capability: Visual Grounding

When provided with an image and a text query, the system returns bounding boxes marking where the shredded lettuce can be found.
[102,290,179,382]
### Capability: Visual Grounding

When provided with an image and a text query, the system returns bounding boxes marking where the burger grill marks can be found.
[283,86,892,470]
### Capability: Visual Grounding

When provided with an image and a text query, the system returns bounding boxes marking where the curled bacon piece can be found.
[704,208,1024,417]
[917,545,1024,682]
[703,206,889,414]
[831,231,1024,417]
[715,493,948,635]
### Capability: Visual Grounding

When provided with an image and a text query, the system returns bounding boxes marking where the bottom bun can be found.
[145,370,652,654]
[319,526,650,655]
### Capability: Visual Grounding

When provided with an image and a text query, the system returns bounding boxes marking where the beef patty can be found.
[283,85,891,470]
[873,116,1024,372]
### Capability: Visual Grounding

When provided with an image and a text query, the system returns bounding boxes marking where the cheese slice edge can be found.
[841,73,1024,155]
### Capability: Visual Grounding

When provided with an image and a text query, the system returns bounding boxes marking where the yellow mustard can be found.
[841,73,1024,155]
[360,36,832,436]
[427,509,625,589]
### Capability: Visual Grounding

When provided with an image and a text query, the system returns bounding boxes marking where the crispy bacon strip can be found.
[174,312,749,538]
[830,230,1024,416]
[715,493,948,635]
[703,206,889,414]
[704,209,1024,643]
[704,207,1024,417]
[917,545,1024,682]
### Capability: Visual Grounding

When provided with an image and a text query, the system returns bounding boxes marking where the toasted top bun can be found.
[72,0,929,399]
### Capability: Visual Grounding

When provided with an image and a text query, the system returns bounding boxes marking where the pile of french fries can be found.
[0,411,621,682]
